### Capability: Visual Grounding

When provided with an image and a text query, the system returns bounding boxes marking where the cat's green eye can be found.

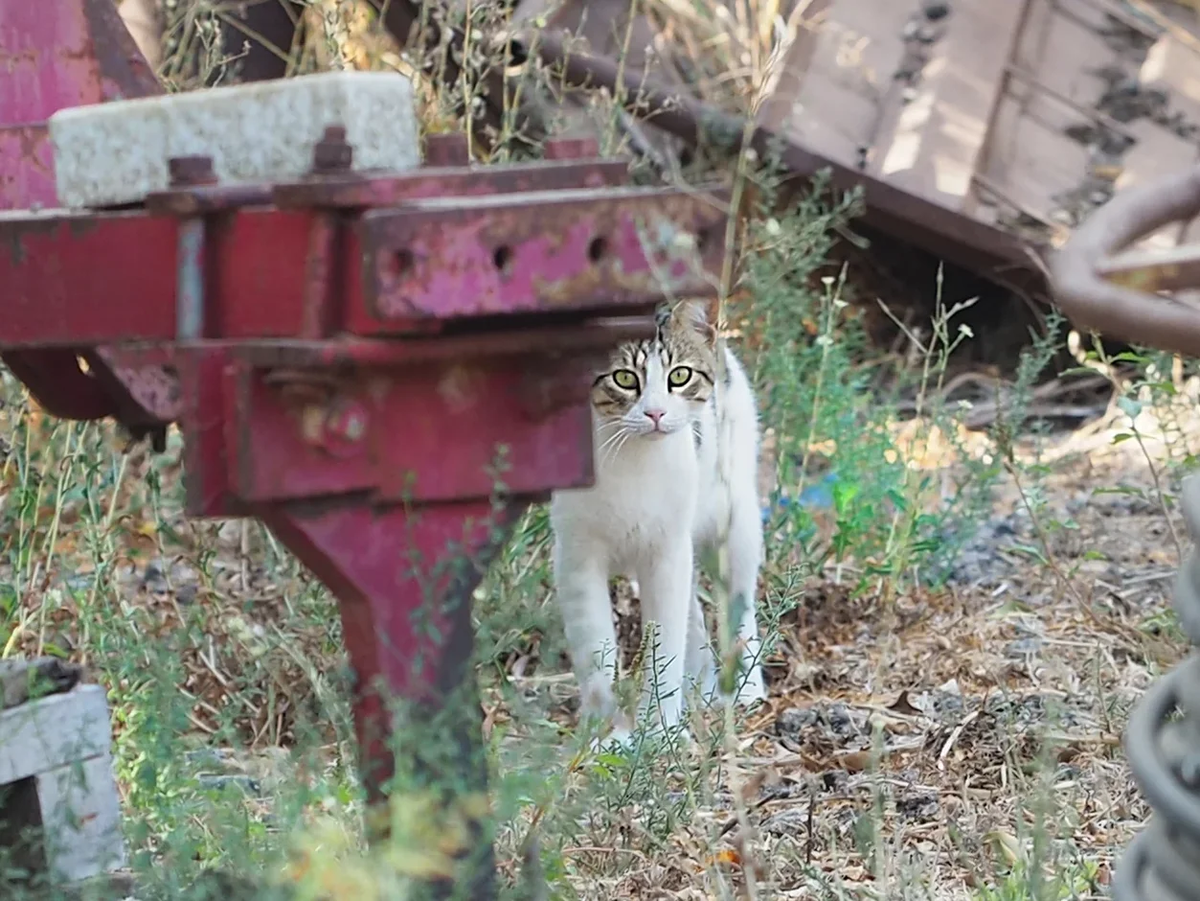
[611,369,639,390]
[667,366,693,388]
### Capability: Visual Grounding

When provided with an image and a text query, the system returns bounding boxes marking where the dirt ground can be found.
[486,394,1196,898]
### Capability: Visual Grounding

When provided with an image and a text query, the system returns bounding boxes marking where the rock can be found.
[0,657,82,709]
[762,807,809,837]
[775,706,819,740]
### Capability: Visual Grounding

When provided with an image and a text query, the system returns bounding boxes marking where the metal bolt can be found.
[424,132,470,167]
[312,125,354,174]
[168,155,217,187]
[331,404,368,443]
[544,135,600,161]
[302,397,370,456]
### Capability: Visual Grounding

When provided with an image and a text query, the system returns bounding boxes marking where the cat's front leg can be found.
[683,569,717,708]
[553,537,629,743]
[726,492,767,705]
[636,540,695,737]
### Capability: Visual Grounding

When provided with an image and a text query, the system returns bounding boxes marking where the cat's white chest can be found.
[550,431,699,566]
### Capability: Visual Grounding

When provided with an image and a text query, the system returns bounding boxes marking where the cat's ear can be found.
[671,298,717,346]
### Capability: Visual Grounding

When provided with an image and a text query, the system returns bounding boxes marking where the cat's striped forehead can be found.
[612,317,713,374]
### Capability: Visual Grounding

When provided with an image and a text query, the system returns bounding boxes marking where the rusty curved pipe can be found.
[1050,166,1200,358]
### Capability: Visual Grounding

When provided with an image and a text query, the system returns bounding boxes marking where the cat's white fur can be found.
[549,309,766,743]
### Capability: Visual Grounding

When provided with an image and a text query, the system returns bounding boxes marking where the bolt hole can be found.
[493,245,513,273]
[587,236,608,263]
[394,249,415,276]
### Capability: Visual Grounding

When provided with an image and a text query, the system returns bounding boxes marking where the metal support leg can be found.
[261,499,527,898]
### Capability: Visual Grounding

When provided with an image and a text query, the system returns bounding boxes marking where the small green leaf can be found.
[1116,396,1143,419]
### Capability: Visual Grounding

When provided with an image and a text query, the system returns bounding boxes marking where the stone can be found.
[0,656,82,709]
[49,70,421,209]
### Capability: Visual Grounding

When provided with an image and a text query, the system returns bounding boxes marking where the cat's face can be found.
[591,300,717,440]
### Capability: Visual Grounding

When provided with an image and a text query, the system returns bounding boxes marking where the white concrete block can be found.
[0,685,126,885]
[49,70,421,209]
[0,685,114,785]
[37,753,127,882]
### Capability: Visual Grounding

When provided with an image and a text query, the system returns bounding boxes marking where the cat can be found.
[549,298,767,745]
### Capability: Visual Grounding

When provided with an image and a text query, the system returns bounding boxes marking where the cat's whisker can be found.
[597,426,632,466]
[596,427,627,454]
[606,430,636,465]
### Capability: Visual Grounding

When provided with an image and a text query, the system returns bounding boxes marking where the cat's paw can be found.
[590,725,634,755]
[586,709,637,755]
[639,721,695,753]
[733,667,767,707]
[704,665,767,709]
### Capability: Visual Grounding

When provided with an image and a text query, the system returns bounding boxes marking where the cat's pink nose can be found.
[644,409,665,427]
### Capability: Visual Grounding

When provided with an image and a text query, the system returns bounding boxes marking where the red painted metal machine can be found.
[0,0,725,893]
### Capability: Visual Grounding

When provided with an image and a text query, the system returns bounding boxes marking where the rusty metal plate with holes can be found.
[355,185,727,326]
[271,159,631,209]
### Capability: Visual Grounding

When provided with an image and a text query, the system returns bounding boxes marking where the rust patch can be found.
[1,214,64,266]
[0,46,40,71]
[15,125,51,176]
[436,364,483,414]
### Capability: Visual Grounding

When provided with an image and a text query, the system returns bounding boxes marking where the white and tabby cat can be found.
[549,299,767,744]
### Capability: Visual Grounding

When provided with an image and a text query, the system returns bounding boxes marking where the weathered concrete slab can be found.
[0,684,126,884]
[0,684,113,785]
[49,70,421,208]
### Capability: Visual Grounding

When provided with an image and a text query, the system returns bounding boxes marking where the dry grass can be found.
[4,2,1189,899]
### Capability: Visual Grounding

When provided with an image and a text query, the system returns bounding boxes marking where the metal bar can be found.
[0,186,723,347]
[0,0,174,433]
[228,353,603,505]
[226,316,658,368]
[258,497,524,898]
[1050,164,1200,357]
[968,0,1037,218]
[356,185,727,327]
[1097,242,1200,293]
[176,219,206,341]
[271,158,631,209]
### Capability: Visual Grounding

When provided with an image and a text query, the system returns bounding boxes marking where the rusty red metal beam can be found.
[0,182,721,347]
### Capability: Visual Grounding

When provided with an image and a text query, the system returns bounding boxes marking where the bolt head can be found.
[168,155,217,187]
[319,399,370,457]
[312,124,354,173]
